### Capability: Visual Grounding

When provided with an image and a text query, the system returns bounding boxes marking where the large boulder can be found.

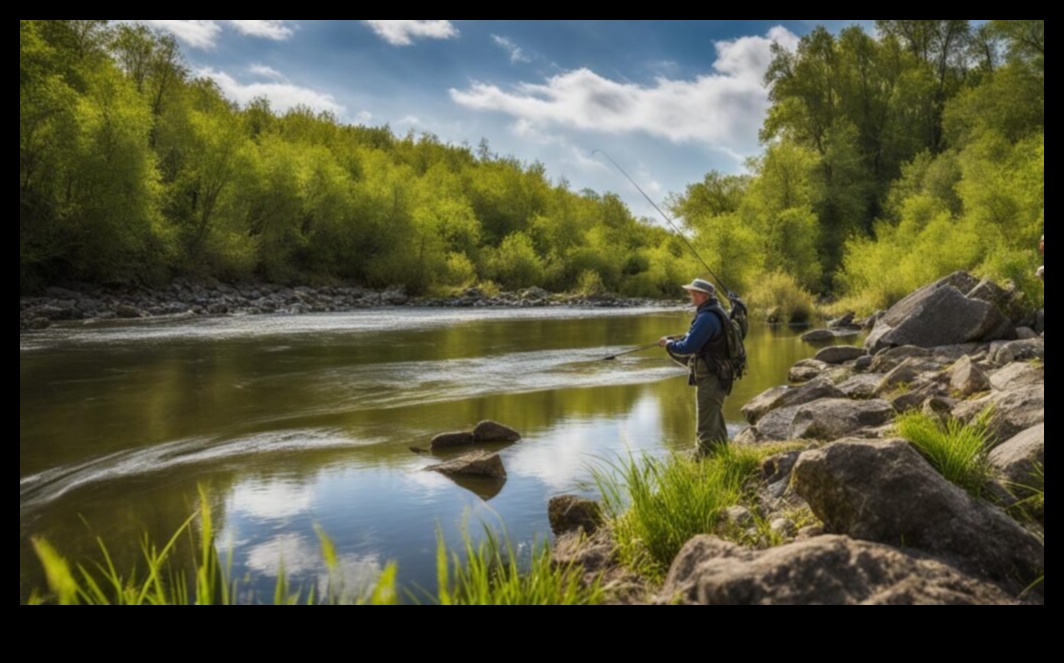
[426,451,507,479]
[989,425,1044,497]
[793,439,1043,587]
[548,496,603,536]
[741,378,845,426]
[473,421,522,443]
[788,399,895,441]
[989,338,1044,366]
[865,273,1015,354]
[989,363,1044,392]
[814,346,867,365]
[660,536,1019,606]
[430,432,475,451]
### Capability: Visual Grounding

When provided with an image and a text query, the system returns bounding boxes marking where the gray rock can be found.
[472,421,522,443]
[548,496,603,536]
[720,506,756,530]
[1034,309,1044,334]
[116,305,142,319]
[837,374,884,400]
[950,356,990,397]
[750,406,803,443]
[793,439,1043,587]
[989,363,1044,392]
[741,378,844,426]
[789,359,830,383]
[953,386,1044,446]
[1015,327,1039,340]
[660,536,1019,606]
[870,346,932,373]
[874,358,943,397]
[989,338,1044,366]
[828,312,856,329]
[788,399,895,441]
[801,329,836,343]
[522,287,550,301]
[853,356,873,372]
[770,518,799,539]
[27,317,51,331]
[426,451,507,479]
[866,273,1015,354]
[814,346,866,365]
[429,432,476,451]
[988,425,1044,497]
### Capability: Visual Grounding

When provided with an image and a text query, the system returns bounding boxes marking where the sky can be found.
[134,20,876,219]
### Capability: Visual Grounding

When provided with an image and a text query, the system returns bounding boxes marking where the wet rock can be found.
[473,421,522,443]
[866,273,1015,354]
[988,425,1044,498]
[950,356,990,397]
[548,496,603,536]
[430,432,476,451]
[788,399,895,441]
[741,378,844,426]
[789,359,830,383]
[989,338,1044,366]
[426,451,507,479]
[814,346,866,365]
[660,536,1018,606]
[801,329,836,343]
[793,438,1043,587]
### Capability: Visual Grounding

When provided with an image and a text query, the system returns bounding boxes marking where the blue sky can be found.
[137,20,875,219]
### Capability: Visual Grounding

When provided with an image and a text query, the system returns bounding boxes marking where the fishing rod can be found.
[599,342,661,362]
[591,150,736,298]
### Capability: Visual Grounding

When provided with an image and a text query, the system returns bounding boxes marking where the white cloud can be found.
[136,20,295,49]
[492,35,531,64]
[249,64,288,81]
[451,26,799,153]
[354,111,373,124]
[363,20,458,46]
[228,20,295,40]
[140,20,222,49]
[199,68,346,116]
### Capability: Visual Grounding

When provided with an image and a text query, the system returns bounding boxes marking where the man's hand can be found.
[658,337,672,348]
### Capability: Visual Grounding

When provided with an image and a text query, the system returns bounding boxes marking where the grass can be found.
[894,410,995,497]
[431,527,604,606]
[593,443,807,582]
[746,271,817,325]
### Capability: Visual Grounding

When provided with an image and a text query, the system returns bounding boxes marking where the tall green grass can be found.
[746,271,817,324]
[894,411,994,497]
[593,444,802,582]
[432,528,603,606]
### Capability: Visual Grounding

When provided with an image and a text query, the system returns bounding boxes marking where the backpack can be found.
[703,295,749,394]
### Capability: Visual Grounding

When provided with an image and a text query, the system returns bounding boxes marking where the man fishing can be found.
[659,279,730,457]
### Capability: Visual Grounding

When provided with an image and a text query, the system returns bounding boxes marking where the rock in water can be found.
[426,451,507,479]
[548,496,603,536]
[660,536,1018,606]
[793,438,1043,587]
[473,421,522,443]
[430,432,475,451]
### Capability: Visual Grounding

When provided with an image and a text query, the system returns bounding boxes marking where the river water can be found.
[20,308,833,601]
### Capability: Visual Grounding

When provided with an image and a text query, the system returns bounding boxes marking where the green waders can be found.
[669,349,729,457]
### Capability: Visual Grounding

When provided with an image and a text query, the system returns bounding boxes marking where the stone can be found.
[788,399,896,441]
[741,379,845,426]
[472,421,522,443]
[116,305,142,319]
[1034,309,1044,334]
[793,439,1043,587]
[828,312,856,329]
[989,363,1044,392]
[789,359,830,383]
[950,356,990,397]
[548,496,603,536]
[660,536,1020,606]
[865,273,1015,354]
[989,339,1044,366]
[870,345,932,373]
[853,356,873,372]
[522,287,550,301]
[953,386,1044,446]
[837,375,883,400]
[874,358,943,397]
[1015,327,1039,340]
[27,317,51,331]
[426,451,507,479]
[429,432,476,451]
[750,406,803,443]
[770,518,798,539]
[814,346,866,365]
[988,425,1044,497]
[801,329,836,343]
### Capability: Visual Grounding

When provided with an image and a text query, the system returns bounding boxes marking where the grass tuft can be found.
[894,410,994,497]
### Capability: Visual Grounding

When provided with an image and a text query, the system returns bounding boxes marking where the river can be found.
[20,307,835,602]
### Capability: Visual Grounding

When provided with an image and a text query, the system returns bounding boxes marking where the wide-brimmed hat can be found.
[681,279,716,296]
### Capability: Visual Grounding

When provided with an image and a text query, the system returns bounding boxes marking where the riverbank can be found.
[548,271,1045,605]
[19,281,681,332]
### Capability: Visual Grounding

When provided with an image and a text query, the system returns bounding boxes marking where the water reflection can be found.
[20,309,842,601]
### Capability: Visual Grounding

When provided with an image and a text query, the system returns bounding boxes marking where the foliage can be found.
[894,410,995,497]
[746,271,817,324]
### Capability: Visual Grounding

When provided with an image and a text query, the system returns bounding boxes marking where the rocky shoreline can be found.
[548,271,1045,605]
[19,281,680,332]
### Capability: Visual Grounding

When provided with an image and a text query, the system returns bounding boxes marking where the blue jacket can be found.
[667,300,723,356]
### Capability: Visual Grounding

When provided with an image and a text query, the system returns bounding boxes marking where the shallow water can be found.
[20,308,841,601]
